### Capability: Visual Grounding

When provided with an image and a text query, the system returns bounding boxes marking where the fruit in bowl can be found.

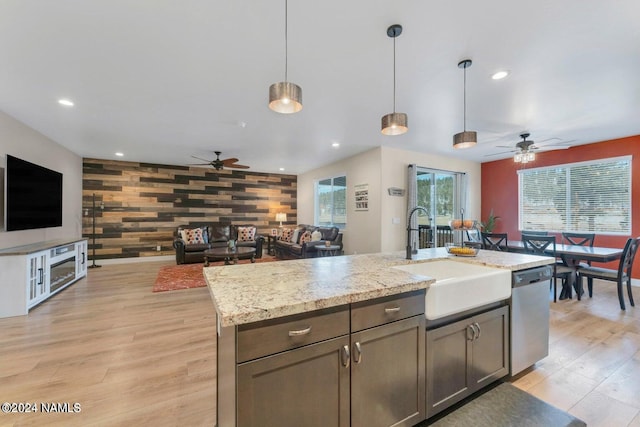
[450,219,463,229]
[463,219,476,229]
[445,245,478,256]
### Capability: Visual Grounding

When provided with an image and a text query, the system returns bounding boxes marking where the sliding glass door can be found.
[416,168,463,248]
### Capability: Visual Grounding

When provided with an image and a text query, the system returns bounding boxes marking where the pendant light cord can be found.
[462,65,467,131]
[393,35,396,113]
[284,0,288,82]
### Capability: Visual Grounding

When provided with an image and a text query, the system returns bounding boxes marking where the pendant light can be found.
[381,24,407,136]
[453,59,477,149]
[269,0,302,114]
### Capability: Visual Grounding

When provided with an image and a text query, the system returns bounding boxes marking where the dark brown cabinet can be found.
[227,290,426,427]
[426,305,509,418]
[237,336,350,427]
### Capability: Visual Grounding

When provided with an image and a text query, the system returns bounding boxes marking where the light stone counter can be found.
[205,247,554,327]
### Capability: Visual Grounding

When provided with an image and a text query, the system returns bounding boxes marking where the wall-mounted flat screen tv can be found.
[5,155,63,231]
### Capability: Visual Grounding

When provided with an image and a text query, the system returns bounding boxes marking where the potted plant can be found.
[480,209,500,233]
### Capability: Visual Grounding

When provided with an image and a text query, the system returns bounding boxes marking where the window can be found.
[518,156,631,234]
[315,175,346,228]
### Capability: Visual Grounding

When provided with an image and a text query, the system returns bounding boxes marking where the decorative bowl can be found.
[448,219,477,230]
[445,244,479,257]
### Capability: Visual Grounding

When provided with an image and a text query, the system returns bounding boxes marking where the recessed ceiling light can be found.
[279,167,285,171]
[115,152,124,157]
[491,70,509,80]
[58,99,74,106]
[332,142,340,148]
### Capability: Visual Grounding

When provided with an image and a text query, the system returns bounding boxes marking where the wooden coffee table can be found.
[204,247,256,266]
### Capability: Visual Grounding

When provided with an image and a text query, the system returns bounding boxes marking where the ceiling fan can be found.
[484,133,572,160]
[190,151,250,170]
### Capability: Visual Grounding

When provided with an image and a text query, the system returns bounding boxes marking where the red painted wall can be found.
[481,134,640,272]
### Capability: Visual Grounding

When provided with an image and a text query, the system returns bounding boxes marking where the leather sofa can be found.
[274,224,343,259]
[173,224,264,264]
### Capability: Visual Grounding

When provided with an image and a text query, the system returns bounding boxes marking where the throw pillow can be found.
[237,226,256,242]
[184,228,205,244]
[280,228,294,242]
[299,231,312,244]
[291,227,303,244]
[311,230,323,242]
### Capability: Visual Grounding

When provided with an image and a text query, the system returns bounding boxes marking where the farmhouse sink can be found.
[393,260,511,320]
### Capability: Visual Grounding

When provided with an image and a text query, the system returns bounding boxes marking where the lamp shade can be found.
[269,82,303,114]
[275,213,287,224]
[453,131,477,149]
[381,112,408,135]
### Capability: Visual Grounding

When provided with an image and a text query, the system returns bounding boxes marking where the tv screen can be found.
[5,155,63,231]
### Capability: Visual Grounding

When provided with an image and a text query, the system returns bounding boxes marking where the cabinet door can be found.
[351,315,426,427]
[27,252,48,308]
[470,305,509,389]
[76,241,87,278]
[237,335,350,427]
[426,317,472,418]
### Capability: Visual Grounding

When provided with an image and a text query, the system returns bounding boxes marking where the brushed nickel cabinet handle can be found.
[353,341,362,364]
[384,306,401,314]
[288,326,312,337]
[341,345,350,368]
[467,324,476,341]
[474,322,481,340]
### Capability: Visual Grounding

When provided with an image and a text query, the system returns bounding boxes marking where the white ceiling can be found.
[1,0,639,174]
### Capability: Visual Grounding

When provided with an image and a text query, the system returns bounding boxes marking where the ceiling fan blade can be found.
[221,158,240,165]
[226,163,250,169]
[484,150,515,157]
[191,155,212,163]
[188,163,213,166]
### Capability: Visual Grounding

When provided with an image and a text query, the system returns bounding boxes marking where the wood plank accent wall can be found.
[82,158,297,260]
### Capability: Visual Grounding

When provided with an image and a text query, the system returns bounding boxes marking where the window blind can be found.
[518,156,631,234]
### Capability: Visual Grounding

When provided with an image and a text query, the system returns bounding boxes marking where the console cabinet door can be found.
[76,241,88,278]
[351,315,426,427]
[237,335,350,427]
[26,251,48,308]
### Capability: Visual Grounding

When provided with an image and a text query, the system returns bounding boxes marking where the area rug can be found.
[420,382,586,427]
[152,256,278,292]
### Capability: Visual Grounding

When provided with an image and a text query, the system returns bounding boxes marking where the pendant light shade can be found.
[269,0,302,114]
[381,24,407,136]
[453,59,477,149]
[269,82,302,114]
[381,112,408,136]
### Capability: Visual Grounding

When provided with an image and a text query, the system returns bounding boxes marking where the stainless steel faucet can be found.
[407,206,428,260]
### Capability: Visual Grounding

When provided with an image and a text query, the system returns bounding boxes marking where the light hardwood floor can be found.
[1,261,640,426]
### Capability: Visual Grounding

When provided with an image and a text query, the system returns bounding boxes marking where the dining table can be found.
[506,240,624,299]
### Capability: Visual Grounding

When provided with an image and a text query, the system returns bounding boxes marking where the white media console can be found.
[0,238,88,319]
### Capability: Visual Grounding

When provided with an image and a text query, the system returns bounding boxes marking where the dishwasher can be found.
[510,265,553,376]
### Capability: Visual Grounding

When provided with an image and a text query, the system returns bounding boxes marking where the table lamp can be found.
[276,213,287,226]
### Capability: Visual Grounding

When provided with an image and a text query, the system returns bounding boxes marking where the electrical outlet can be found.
[156,245,161,252]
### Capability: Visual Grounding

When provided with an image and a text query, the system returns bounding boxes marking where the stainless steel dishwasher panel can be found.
[510,266,552,376]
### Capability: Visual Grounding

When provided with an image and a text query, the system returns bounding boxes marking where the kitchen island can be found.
[205,248,554,427]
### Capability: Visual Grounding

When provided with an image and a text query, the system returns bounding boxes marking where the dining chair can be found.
[577,237,640,310]
[521,230,548,236]
[481,232,508,251]
[521,234,574,302]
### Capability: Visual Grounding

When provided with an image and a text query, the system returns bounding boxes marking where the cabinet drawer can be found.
[237,305,349,363]
[351,290,425,332]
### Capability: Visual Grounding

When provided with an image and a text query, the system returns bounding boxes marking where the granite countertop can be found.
[205,247,554,328]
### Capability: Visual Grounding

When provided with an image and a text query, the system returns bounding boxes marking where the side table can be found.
[316,245,340,257]
[264,234,277,256]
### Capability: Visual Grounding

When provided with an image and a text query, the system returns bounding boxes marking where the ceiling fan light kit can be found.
[513,133,536,163]
[269,0,302,114]
[381,24,408,136]
[453,59,477,149]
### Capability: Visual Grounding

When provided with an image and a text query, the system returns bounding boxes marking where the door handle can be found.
[384,306,400,314]
[467,324,477,341]
[81,252,85,265]
[341,345,350,368]
[474,322,481,340]
[288,326,311,337]
[353,341,362,364]
[38,268,44,285]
